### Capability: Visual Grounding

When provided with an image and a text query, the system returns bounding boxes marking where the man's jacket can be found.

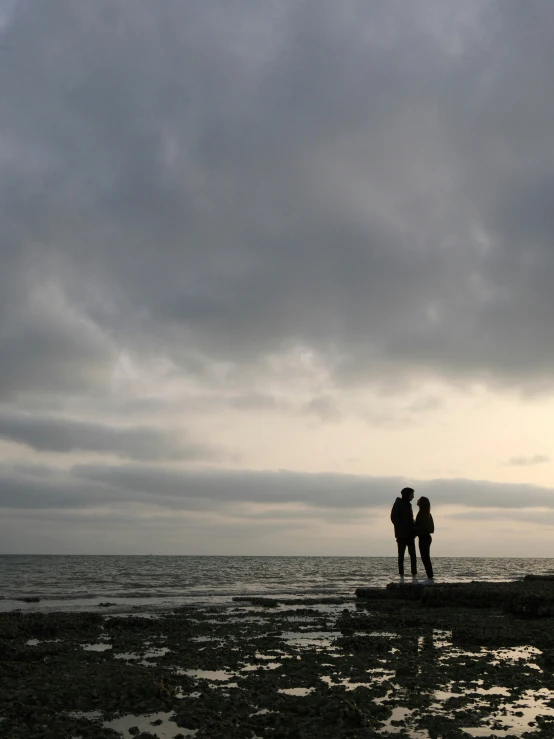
[390,497,415,539]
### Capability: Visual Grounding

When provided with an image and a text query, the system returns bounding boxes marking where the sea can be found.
[1,555,553,615]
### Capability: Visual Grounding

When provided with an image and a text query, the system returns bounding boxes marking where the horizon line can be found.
[0,553,551,559]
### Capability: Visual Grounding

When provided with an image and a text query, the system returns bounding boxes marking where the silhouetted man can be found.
[390,487,417,583]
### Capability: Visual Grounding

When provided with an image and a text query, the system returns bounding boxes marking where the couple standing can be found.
[390,486,434,585]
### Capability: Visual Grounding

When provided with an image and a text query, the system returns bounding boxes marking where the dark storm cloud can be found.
[1,0,554,398]
[0,412,218,461]
[303,396,342,422]
[448,509,554,528]
[506,454,550,467]
[68,466,554,511]
[0,242,114,401]
[2,463,553,513]
[0,466,114,510]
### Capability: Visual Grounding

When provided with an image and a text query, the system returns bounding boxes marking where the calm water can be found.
[1,555,553,614]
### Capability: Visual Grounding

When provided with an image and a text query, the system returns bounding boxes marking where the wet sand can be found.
[2,579,554,738]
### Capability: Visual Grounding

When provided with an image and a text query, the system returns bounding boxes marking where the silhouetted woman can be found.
[415,496,434,584]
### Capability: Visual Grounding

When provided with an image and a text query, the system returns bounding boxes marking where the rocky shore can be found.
[2,579,554,738]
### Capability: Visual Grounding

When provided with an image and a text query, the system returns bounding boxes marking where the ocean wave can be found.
[4,585,345,602]
[8,592,180,601]
[1,555,552,615]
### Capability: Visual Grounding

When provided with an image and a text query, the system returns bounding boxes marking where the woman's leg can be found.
[418,535,433,579]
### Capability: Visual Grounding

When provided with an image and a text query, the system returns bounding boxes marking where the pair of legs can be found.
[418,535,433,579]
[396,536,417,577]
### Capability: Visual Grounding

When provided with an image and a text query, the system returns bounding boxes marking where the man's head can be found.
[400,487,414,502]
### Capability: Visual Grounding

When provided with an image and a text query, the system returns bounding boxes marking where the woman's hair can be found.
[418,496,431,516]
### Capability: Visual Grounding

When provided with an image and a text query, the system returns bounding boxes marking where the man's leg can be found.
[407,537,417,576]
[418,536,433,579]
[396,538,407,577]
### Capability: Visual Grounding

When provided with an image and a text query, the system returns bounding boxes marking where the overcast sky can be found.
[2,0,554,556]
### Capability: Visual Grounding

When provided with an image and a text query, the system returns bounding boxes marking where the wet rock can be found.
[385,583,425,601]
[0,612,103,640]
[357,578,554,618]
[503,593,553,618]
[537,649,554,669]
[232,597,280,608]
[280,597,351,606]
[3,582,554,738]
[353,588,390,600]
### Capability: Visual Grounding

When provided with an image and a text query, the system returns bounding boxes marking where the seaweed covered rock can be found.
[356,578,554,618]
[0,612,103,640]
[232,597,280,608]
[503,592,553,618]
[353,587,391,600]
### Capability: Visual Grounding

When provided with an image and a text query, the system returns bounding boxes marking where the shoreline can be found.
[2,575,550,617]
[2,579,554,738]
[2,556,551,617]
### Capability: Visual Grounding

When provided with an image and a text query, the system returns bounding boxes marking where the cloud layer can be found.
[2,463,553,513]
[0,412,218,461]
[1,1,554,553]
[2,0,554,396]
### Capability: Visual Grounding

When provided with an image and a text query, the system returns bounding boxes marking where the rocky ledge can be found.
[2,579,554,738]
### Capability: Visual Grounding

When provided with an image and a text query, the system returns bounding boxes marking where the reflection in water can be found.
[104,711,197,738]
[380,707,430,738]
[372,627,554,738]
[278,687,315,696]
[462,688,554,737]
[249,708,272,716]
[241,662,282,671]
[68,711,103,720]
[113,646,170,665]
[81,643,112,652]
[281,630,340,649]
[178,668,234,681]
[321,676,371,690]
